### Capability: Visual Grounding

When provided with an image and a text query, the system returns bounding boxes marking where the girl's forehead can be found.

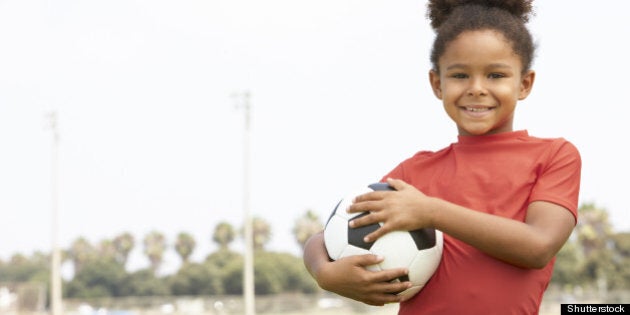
[441,30,521,67]
[450,29,510,48]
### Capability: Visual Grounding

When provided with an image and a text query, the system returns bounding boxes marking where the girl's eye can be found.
[451,73,468,79]
[488,73,505,79]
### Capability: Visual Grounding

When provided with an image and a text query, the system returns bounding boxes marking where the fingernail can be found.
[348,220,355,228]
[363,236,370,243]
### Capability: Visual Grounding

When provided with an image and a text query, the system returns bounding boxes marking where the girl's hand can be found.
[347,178,436,243]
[316,254,411,306]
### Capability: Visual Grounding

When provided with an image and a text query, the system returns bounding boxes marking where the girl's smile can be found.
[461,105,496,117]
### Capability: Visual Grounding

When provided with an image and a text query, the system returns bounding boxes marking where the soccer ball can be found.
[323,183,443,301]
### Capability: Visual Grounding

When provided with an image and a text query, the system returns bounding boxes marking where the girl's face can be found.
[429,30,535,136]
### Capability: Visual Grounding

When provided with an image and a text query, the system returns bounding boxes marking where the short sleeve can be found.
[529,140,582,222]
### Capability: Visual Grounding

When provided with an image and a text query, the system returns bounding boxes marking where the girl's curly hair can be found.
[427,0,536,73]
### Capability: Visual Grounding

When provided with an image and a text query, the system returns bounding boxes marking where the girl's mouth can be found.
[464,106,494,112]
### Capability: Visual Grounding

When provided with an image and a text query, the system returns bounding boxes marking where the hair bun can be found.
[427,0,534,30]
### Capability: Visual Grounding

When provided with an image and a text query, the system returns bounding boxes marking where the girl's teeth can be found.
[467,107,488,112]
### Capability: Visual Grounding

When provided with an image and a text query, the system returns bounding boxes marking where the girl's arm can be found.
[303,231,411,305]
[348,178,575,269]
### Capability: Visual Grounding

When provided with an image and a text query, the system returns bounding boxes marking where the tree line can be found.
[1,204,629,300]
[551,203,630,291]
[0,210,324,298]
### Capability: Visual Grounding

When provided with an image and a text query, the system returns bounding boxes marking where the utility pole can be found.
[233,91,255,315]
[45,111,62,315]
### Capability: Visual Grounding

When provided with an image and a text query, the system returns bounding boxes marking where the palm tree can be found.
[143,230,167,275]
[575,203,615,290]
[252,217,271,251]
[174,232,196,264]
[577,203,613,257]
[112,232,135,266]
[292,209,324,250]
[98,239,116,262]
[67,237,97,274]
[212,222,235,250]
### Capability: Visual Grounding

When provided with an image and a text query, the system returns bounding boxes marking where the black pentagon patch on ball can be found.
[408,228,437,250]
[368,182,395,191]
[347,212,380,250]
[397,274,410,283]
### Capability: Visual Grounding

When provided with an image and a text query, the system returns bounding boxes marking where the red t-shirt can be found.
[385,130,581,315]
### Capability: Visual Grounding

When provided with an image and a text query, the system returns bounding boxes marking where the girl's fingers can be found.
[374,267,409,282]
[348,211,375,228]
[363,227,389,243]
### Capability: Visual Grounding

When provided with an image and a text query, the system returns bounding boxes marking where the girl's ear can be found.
[518,70,536,100]
[429,70,443,99]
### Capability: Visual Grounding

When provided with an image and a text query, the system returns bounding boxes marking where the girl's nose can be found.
[467,78,488,97]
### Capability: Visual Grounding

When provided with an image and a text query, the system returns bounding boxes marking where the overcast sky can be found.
[1,0,629,274]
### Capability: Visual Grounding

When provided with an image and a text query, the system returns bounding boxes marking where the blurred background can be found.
[1,0,629,314]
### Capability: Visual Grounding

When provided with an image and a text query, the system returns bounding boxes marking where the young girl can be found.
[303,0,582,314]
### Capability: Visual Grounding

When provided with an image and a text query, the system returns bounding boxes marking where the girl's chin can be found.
[458,125,508,136]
